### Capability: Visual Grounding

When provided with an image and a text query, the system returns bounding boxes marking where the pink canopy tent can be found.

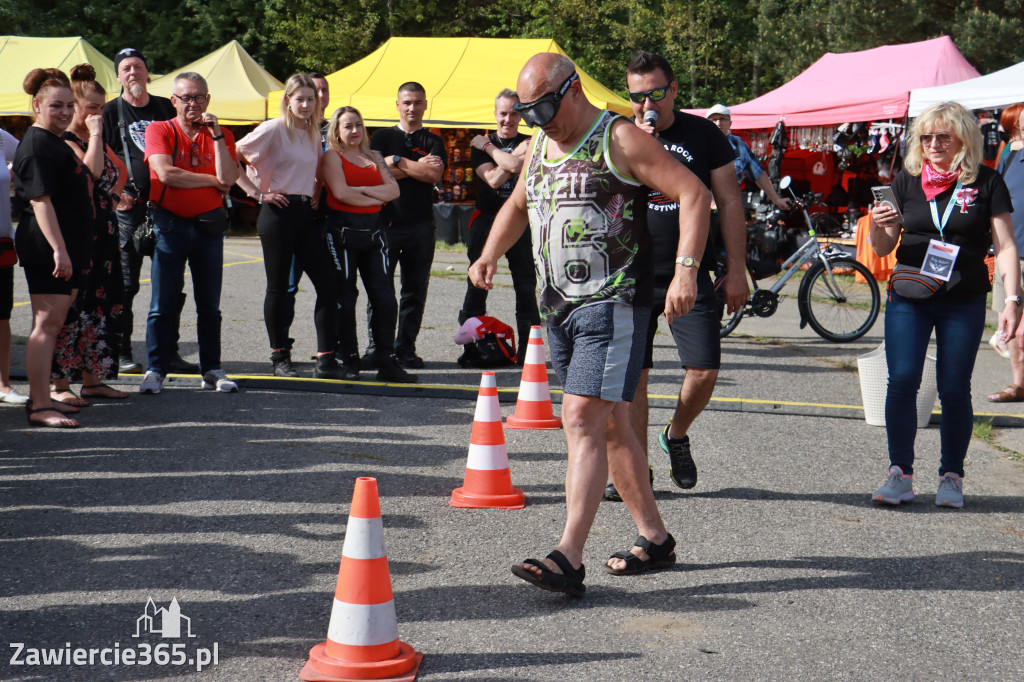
[687,36,980,130]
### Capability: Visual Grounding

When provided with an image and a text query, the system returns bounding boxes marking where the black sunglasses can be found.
[513,72,579,128]
[627,86,670,104]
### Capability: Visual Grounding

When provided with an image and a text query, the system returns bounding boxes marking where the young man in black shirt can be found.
[102,48,194,375]
[460,88,539,362]
[367,82,446,368]
[605,51,747,501]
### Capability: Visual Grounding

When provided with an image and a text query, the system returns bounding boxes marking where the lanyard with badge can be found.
[920,179,963,281]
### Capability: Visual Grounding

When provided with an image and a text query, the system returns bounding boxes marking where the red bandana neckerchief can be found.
[921,162,961,202]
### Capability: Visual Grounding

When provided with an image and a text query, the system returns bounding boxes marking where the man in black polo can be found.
[605,51,748,501]
[460,88,538,362]
[366,81,446,368]
[102,47,196,375]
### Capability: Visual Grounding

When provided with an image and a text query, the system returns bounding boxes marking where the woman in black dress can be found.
[13,68,94,428]
[49,64,129,405]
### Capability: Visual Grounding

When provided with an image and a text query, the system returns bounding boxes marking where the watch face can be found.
[392,155,402,165]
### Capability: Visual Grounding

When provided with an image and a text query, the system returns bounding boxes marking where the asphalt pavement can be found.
[2,237,1022,681]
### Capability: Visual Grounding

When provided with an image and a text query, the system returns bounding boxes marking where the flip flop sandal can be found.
[50,389,89,407]
[27,407,80,429]
[511,549,586,598]
[81,382,129,400]
[25,400,79,415]
[988,385,1024,403]
[604,533,677,576]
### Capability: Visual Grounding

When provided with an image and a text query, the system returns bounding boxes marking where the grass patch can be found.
[736,332,859,373]
[972,417,1024,464]
[435,241,468,253]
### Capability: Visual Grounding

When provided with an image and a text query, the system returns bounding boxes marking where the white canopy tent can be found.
[908,60,1024,116]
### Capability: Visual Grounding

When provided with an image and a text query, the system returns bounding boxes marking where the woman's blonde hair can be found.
[904,101,983,184]
[326,106,370,156]
[280,73,322,144]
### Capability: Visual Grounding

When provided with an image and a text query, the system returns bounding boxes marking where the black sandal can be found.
[603,533,676,576]
[511,549,586,598]
[81,382,129,399]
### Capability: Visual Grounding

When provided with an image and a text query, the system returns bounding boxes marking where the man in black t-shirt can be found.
[102,48,194,375]
[367,81,446,369]
[459,88,539,362]
[605,51,748,502]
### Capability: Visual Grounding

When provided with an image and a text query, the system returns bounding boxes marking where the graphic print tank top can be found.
[524,111,651,326]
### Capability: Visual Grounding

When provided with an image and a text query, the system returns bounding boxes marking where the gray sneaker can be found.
[139,370,164,395]
[872,465,915,505]
[935,472,964,508]
[201,369,238,393]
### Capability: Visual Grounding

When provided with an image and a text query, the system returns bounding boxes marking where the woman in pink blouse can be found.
[236,73,343,379]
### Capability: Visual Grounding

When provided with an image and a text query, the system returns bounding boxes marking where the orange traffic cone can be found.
[450,371,525,509]
[505,326,561,430]
[300,477,423,682]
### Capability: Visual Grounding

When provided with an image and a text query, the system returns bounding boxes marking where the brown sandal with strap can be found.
[987,384,1024,403]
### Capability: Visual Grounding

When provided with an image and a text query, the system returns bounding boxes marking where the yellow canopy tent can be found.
[149,40,283,125]
[0,36,119,114]
[266,37,631,128]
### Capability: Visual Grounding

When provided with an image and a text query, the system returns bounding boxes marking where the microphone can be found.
[643,110,658,130]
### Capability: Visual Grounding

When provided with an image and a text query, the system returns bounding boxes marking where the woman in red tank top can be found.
[319,107,415,383]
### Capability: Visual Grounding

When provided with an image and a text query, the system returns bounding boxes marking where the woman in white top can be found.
[0,127,27,404]
[236,73,343,379]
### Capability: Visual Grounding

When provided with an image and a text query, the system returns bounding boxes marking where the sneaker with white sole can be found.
[935,472,964,508]
[139,371,164,395]
[201,369,237,393]
[872,465,915,505]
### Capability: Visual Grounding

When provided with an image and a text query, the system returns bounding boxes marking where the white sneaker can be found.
[139,371,164,395]
[201,369,237,393]
[0,388,30,405]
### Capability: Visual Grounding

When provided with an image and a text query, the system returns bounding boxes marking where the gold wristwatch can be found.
[675,256,700,269]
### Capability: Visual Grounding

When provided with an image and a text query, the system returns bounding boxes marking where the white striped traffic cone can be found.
[450,371,525,509]
[505,326,561,430]
[300,477,423,681]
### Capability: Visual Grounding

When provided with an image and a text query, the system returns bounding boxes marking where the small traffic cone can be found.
[300,477,422,682]
[505,326,561,430]
[450,371,525,509]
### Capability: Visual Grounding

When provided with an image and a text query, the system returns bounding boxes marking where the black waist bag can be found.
[194,207,230,236]
[889,262,960,300]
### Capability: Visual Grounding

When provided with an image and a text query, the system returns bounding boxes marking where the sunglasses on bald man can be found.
[513,71,578,128]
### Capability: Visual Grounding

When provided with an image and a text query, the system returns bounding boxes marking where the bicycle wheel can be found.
[799,258,880,342]
[720,308,744,338]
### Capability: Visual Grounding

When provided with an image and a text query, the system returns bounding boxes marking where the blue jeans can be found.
[146,208,224,375]
[884,290,986,477]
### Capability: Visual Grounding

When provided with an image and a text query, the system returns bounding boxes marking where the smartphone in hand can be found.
[871,186,903,225]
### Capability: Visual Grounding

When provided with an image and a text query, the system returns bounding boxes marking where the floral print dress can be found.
[52,133,126,381]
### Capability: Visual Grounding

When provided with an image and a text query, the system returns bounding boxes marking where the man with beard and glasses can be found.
[138,73,239,396]
[102,48,196,376]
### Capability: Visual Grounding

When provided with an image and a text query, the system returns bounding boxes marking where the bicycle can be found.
[719,177,881,342]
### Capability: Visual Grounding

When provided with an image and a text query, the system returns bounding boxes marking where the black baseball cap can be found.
[114,47,147,72]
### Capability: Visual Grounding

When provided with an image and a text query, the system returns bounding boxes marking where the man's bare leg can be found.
[515,392,614,577]
[606,400,669,570]
[666,367,719,438]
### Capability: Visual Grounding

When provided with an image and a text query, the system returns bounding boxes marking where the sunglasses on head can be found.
[513,71,579,128]
[627,86,670,104]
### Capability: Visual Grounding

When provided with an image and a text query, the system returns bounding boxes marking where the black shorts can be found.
[642,268,721,370]
[0,267,13,320]
[22,264,80,296]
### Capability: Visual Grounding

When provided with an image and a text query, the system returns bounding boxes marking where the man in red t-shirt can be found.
[139,72,239,395]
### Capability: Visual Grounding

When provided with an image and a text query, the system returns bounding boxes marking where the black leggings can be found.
[325,210,398,358]
[257,199,338,352]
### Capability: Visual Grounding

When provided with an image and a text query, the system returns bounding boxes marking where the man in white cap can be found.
[706,103,790,210]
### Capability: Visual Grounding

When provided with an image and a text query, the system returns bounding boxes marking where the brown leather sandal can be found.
[987,385,1024,403]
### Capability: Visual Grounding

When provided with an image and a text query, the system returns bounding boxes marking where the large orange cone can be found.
[450,371,525,509]
[505,326,561,430]
[300,477,423,682]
